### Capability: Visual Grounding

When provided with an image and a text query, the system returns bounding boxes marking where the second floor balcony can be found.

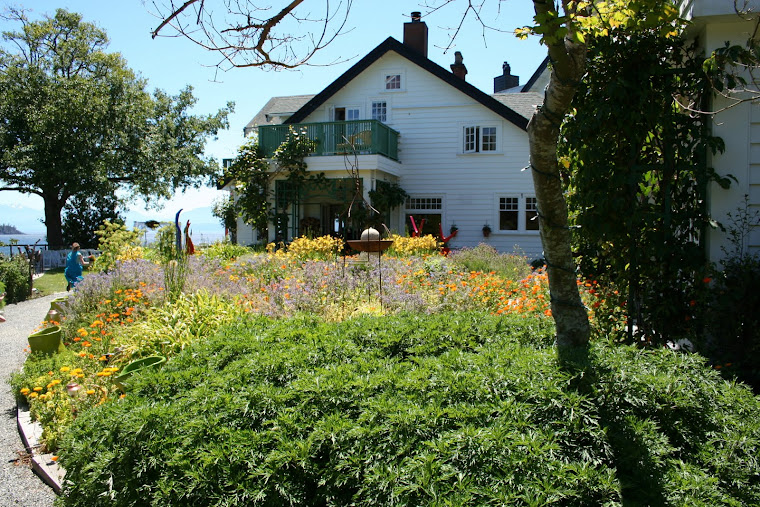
[258,120,400,161]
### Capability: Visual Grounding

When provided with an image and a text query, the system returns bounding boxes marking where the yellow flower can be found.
[20,388,30,395]
[86,389,95,395]
[28,392,38,399]
[33,386,43,392]
[60,366,70,372]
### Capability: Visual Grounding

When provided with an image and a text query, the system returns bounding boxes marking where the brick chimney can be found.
[450,51,467,80]
[493,61,520,92]
[403,11,428,57]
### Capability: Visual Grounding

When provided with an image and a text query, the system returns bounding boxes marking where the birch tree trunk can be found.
[528,0,590,348]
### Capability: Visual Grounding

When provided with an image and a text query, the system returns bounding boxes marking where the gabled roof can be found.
[521,56,549,93]
[490,92,543,120]
[244,94,315,135]
[287,37,530,130]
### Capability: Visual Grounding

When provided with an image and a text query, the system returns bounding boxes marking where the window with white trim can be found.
[498,196,540,232]
[406,197,442,210]
[526,197,539,230]
[385,74,401,90]
[405,196,442,237]
[499,197,519,230]
[463,125,498,153]
[371,101,387,122]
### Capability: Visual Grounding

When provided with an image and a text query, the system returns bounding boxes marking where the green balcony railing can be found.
[258,120,399,161]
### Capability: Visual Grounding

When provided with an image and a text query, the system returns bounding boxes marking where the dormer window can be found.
[385,74,401,90]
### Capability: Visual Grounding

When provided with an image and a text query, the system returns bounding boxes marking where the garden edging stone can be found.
[17,400,64,493]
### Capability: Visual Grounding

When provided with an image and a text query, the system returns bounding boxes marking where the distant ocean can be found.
[1,230,226,253]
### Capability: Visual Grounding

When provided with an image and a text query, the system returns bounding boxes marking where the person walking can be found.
[64,242,90,291]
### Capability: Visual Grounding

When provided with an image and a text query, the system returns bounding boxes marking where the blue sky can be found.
[0,0,545,235]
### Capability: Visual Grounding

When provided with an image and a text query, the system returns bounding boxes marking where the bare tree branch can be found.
[146,0,355,70]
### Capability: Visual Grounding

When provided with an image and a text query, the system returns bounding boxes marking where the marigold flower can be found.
[28,392,38,399]
[33,386,43,392]
[60,366,70,372]
[86,389,95,395]
[20,388,30,395]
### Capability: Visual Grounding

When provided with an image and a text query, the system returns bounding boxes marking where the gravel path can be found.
[0,293,61,506]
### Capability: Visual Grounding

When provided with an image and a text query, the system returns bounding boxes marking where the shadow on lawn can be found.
[558,344,668,506]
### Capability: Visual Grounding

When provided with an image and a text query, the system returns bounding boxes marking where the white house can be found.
[232,13,545,258]
[682,0,760,261]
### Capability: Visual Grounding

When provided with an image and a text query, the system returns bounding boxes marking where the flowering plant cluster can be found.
[275,235,345,261]
[14,239,615,453]
[386,234,440,257]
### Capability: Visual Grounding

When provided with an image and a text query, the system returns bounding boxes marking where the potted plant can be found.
[482,223,492,237]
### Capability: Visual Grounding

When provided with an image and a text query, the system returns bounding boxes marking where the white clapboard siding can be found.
[300,52,542,257]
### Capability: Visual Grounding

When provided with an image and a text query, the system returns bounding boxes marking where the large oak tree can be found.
[0,8,233,248]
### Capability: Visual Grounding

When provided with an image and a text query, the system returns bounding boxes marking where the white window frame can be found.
[462,124,499,154]
[495,195,540,233]
[498,196,520,231]
[330,106,361,121]
[525,197,540,231]
[406,196,442,211]
[380,69,406,92]
[370,99,388,123]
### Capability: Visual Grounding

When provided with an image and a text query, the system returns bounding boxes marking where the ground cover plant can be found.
[57,313,760,506]
[10,234,760,505]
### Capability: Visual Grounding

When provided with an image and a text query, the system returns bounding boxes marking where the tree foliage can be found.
[561,29,727,345]
[225,139,271,238]
[62,191,124,249]
[226,128,319,242]
[0,8,233,247]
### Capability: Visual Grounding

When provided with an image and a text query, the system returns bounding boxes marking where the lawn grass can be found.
[33,268,67,296]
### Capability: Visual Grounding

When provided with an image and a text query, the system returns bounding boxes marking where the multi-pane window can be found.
[525,197,539,230]
[482,127,497,151]
[464,126,478,153]
[499,197,519,230]
[463,126,497,153]
[346,108,360,121]
[406,197,442,210]
[385,74,401,90]
[497,196,540,232]
[371,101,387,122]
[406,196,442,237]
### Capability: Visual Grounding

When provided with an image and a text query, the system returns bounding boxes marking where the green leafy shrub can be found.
[0,280,5,310]
[58,314,760,506]
[112,290,245,361]
[201,241,251,263]
[0,254,31,303]
[449,243,533,280]
[92,220,142,272]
